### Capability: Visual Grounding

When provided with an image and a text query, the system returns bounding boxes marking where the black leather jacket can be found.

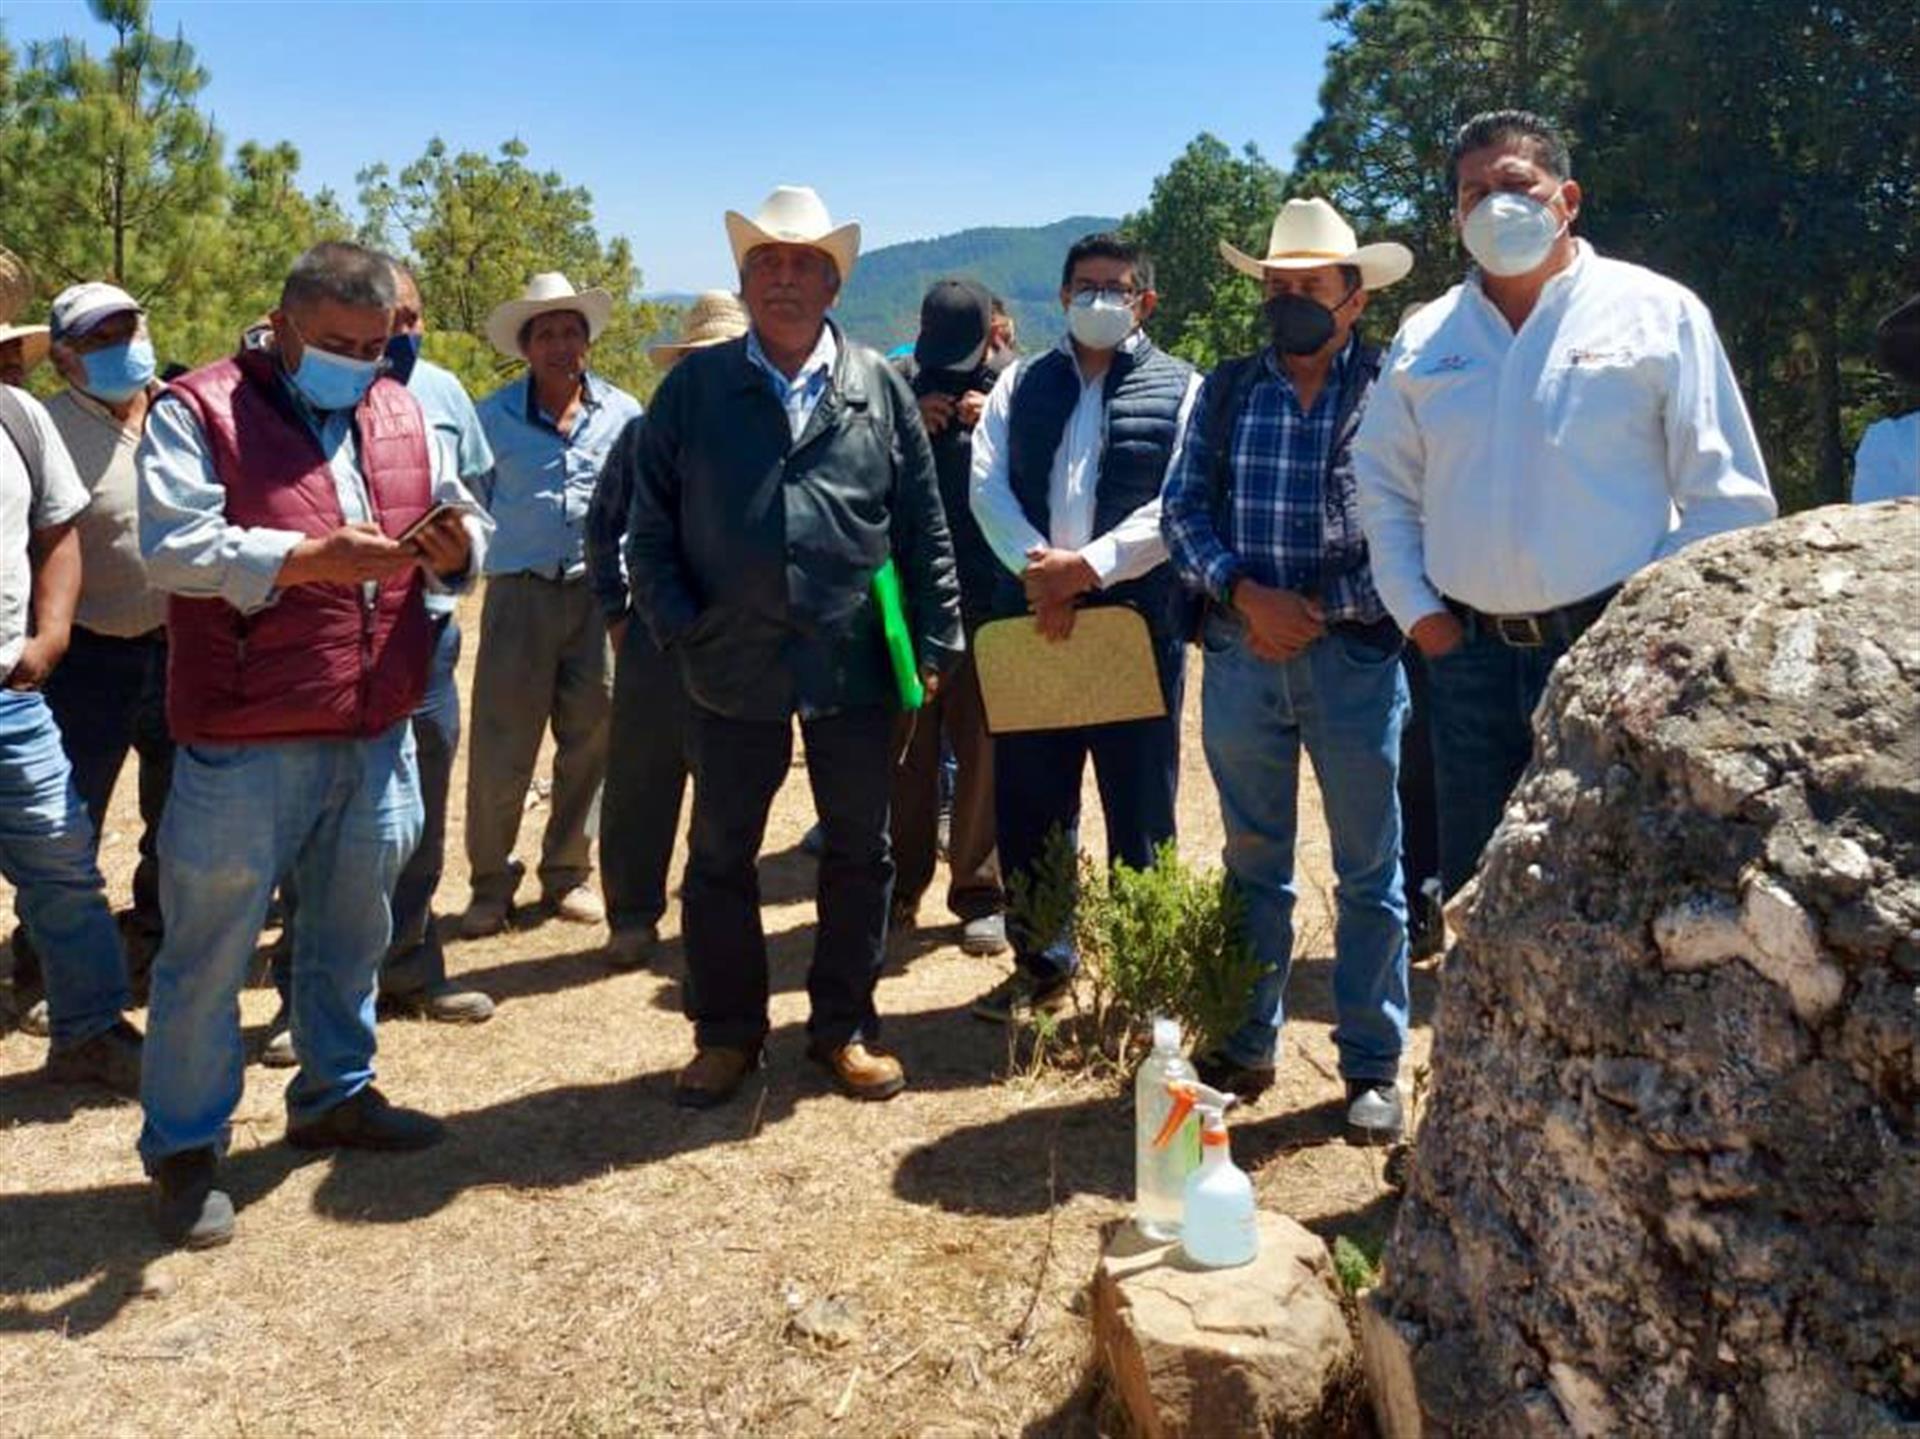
[622,326,962,721]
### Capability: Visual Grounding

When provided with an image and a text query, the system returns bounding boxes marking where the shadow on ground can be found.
[0,997,1015,1338]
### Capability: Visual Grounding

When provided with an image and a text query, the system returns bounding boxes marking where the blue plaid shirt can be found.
[1161,339,1385,625]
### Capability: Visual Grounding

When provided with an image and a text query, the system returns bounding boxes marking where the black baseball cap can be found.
[1875,293,1920,387]
[914,278,993,371]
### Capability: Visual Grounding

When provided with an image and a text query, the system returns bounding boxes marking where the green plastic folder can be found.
[871,558,925,710]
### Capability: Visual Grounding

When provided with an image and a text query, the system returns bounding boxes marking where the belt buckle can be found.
[1494,614,1545,648]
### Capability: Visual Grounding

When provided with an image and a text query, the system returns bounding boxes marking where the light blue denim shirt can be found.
[474,370,641,579]
[138,353,491,615]
[408,356,494,615]
[746,324,837,442]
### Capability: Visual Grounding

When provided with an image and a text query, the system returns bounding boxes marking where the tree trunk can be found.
[1511,0,1533,105]
[1811,288,1846,506]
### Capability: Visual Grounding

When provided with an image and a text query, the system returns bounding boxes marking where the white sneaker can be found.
[547,884,606,926]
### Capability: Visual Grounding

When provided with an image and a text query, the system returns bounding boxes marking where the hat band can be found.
[1265,248,1352,261]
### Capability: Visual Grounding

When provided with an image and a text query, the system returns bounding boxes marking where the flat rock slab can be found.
[1091,1210,1356,1438]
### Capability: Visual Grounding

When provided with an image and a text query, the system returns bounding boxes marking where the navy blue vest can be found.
[998,338,1197,686]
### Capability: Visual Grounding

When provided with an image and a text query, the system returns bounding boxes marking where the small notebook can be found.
[973,607,1166,733]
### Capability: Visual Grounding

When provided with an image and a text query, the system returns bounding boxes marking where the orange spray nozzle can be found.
[1152,1087,1197,1148]
[1153,1078,1236,1148]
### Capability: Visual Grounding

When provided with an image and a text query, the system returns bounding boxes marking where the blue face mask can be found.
[79,337,157,404]
[286,324,383,411]
[383,331,423,386]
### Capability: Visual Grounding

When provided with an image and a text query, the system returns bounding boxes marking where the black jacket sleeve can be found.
[622,369,702,649]
[586,416,640,622]
[880,360,964,673]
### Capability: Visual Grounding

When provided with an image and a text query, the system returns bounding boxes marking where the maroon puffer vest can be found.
[164,348,434,744]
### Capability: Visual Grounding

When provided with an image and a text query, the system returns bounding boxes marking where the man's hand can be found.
[1231,578,1324,662]
[1022,546,1099,609]
[5,630,68,691]
[279,523,418,588]
[407,509,472,580]
[916,392,957,437]
[1033,596,1078,642]
[919,661,942,700]
[1409,610,1465,659]
[955,390,987,430]
[608,613,630,655]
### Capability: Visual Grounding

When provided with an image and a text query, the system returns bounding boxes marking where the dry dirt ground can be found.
[0,591,1435,1437]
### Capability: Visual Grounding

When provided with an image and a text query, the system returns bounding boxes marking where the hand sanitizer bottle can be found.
[1178,1092,1259,1269]
[1134,1017,1198,1240]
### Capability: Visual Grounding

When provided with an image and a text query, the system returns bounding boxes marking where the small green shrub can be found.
[1009,832,1265,1070]
[1331,1234,1382,1295]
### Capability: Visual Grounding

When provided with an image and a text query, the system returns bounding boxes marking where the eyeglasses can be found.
[1068,284,1139,306]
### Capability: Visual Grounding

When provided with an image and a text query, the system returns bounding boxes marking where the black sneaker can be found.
[1192,1050,1276,1100]
[151,1147,234,1249]
[604,924,660,971]
[45,1018,144,1098]
[969,970,1071,1023]
[286,1086,445,1152]
[1344,1080,1405,1144]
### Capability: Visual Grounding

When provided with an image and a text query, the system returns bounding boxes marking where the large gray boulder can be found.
[1367,502,1920,1437]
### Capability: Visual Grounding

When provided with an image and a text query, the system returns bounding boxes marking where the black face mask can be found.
[1263,291,1346,356]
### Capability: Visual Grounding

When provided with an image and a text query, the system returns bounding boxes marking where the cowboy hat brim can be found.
[485,288,615,360]
[725,212,861,285]
[0,324,50,369]
[646,332,741,369]
[1218,237,1414,291]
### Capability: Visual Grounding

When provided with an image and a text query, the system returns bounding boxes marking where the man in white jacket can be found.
[1852,294,1918,504]
[1353,109,1775,897]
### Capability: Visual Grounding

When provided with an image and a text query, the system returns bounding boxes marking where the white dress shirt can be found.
[1852,412,1919,503]
[1353,241,1775,625]
[969,332,1201,587]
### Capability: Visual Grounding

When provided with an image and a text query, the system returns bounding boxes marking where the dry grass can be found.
[0,590,1435,1437]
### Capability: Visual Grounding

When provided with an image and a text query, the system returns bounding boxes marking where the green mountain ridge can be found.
[648,213,1120,354]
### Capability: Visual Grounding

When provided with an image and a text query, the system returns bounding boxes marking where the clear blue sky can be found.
[6,1,1339,293]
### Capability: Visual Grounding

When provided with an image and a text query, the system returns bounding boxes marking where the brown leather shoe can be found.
[673,1046,760,1109]
[811,1042,906,1102]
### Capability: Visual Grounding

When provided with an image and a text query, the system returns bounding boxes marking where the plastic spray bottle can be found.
[1133,1017,1200,1240]
[1155,1078,1259,1268]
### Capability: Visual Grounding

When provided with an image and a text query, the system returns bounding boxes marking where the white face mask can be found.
[1461,190,1568,277]
[1066,292,1136,351]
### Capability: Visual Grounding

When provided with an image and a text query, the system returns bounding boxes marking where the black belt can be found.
[1327,615,1402,651]
[1444,587,1619,649]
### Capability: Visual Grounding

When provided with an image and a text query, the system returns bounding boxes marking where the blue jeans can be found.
[0,689,128,1046]
[273,614,460,999]
[1425,622,1569,896]
[1200,617,1409,1081]
[138,723,423,1168]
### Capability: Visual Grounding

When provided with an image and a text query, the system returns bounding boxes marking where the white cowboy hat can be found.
[1219,198,1414,290]
[484,272,615,359]
[724,186,861,284]
[0,322,50,371]
[647,290,748,368]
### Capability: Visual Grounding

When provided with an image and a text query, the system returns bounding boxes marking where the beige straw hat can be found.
[1219,198,1413,290]
[0,322,50,373]
[647,291,748,368]
[0,248,33,325]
